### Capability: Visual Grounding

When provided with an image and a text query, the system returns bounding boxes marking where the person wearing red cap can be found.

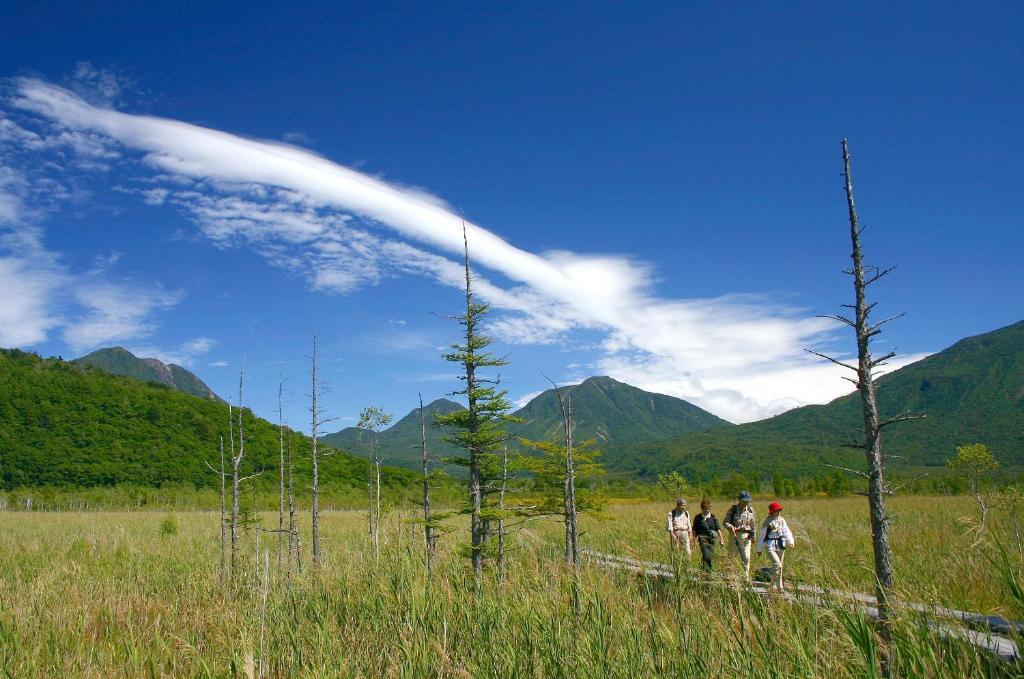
[756,501,795,590]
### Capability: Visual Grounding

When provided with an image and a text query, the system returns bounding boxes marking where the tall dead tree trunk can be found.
[218,435,227,583]
[809,140,924,677]
[842,140,894,655]
[277,381,286,570]
[419,395,435,575]
[286,436,301,574]
[497,445,509,581]
[546,382,579,567]
[363,428,378,555]
[564,394,579,567]
[374,452,382,559]
[309,332,323,566]
[230,370,246,581]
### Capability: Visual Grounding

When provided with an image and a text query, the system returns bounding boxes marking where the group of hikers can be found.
[667,492,796,589]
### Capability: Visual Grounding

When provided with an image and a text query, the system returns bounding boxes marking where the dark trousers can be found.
[698,537,715,571]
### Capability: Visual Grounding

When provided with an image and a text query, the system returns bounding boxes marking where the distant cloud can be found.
[210,360,228,367]
[127,336,217,367]
[282,131,312,145]
[88,251,122,275]
[5,78,927,421]
[63,283,183,353]
[513,390,543,409]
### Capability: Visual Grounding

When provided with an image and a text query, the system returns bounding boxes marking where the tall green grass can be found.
[0,496,1017,677]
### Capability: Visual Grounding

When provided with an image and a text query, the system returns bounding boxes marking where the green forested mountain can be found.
[323,377,732,471]
[613,320,1024,481]
[321,398,464,466]
[0,348,423,496]
[514,375,731,444]
[73,347,220,401]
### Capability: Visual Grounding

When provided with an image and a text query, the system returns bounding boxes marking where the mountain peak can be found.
[73,347,220,401]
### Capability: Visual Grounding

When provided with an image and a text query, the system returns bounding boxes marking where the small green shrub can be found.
[159,514,177,536]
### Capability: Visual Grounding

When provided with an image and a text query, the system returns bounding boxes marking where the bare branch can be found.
[818,313,856,328]
[869,350,897,368]
[867,313,905,336]
[824,462,869,479]
[805,348,859,372]
[887,473,929,495]
[239,470,265,484]
[865,265,897,286]
[879,413,926,430]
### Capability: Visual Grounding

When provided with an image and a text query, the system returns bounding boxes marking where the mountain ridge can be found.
[73,347,220,401]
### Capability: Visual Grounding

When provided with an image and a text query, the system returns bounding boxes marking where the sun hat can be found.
[738,491,752,501]
[768,501,783,513]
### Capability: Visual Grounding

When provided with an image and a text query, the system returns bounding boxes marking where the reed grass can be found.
[0,496,1017,677]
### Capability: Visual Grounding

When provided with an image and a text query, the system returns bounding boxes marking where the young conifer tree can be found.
[436,225,519,589]
[520,384,606,567]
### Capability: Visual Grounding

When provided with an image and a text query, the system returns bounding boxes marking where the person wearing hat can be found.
[692,498,725,571]
[666,498,692,555]
[724,491,756,579]
[756,501,795,590]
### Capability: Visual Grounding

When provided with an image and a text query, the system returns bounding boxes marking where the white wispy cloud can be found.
[127,336,217,367]
[63,283,183,353]
[5,78,926,421]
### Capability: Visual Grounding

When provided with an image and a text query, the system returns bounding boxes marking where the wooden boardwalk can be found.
[581,549,1020,663]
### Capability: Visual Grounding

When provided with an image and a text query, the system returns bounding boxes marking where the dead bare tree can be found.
[309,332,324,566]
[418,394,438,575]
[277,380,286,570]
[286,435,301,575]
[807,139,924,676]
[229,369,261,581]
[545,379,579,566]
[497,445,510,580]
[230,374,242,579]
[210,435,227,584]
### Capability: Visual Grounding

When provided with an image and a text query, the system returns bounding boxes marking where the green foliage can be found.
[159,514,177,536]
[656,471,690,501]
[948,443,999,481]
[0,349,434,502]
[323,398,463,468]
[611,320,1024,479]
[435,244,522,566]
[518,436,607,516]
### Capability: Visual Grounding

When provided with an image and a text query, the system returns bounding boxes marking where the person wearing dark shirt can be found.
[692,498,725,571]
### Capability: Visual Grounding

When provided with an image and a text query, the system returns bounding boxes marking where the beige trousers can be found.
[732,532,753,578]
[766,548,786,589]
[669,530,691,556]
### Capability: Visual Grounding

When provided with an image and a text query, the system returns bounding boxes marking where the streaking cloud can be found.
[6,78,925,422]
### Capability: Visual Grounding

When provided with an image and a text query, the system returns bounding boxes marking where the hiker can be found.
[756,501,795,590]
[692,498,724,571]
[724,491,756,579]
[667,498,692,555]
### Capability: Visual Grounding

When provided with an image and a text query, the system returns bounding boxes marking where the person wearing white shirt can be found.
[666,498,692,555]
[756,501,795,590]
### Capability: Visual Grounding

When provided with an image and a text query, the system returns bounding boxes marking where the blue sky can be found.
[1,2,1021,429]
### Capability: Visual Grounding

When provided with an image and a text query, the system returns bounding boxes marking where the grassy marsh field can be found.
[0,496,1020,677]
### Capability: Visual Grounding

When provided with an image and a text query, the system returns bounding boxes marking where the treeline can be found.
[0,348,441,496]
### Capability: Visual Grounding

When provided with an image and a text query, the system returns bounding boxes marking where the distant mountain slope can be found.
[614,320,1024,480]
[514,376,732,445]
[323,377,733,471]
[0,348,422,494]
[73,347,220,401]
[321,398,464,464]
